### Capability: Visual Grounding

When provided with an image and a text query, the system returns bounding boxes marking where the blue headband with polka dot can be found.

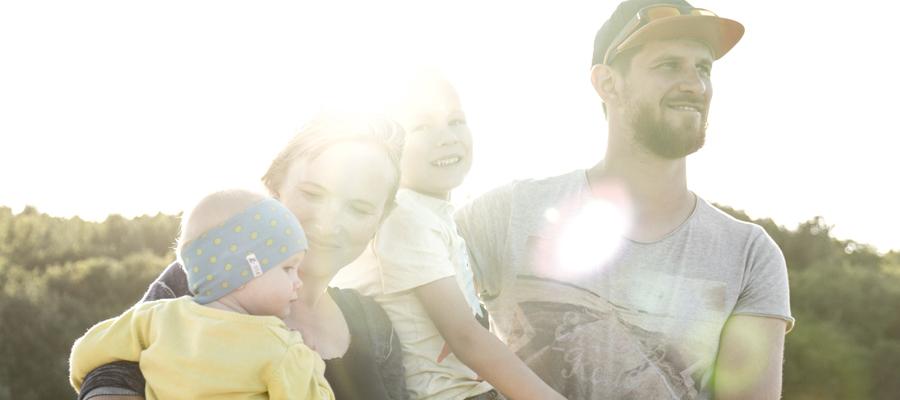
[181,198,308,304]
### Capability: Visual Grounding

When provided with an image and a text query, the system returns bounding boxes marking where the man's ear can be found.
[590,64,619,104]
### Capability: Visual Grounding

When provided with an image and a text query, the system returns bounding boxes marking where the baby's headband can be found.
[181,198,308,304]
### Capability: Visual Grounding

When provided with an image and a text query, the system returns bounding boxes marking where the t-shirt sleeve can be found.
[733,226,795,332]
[374,207,455,294]
[267,344,335,400]
[69,302,156,392]
[454,183,514,300]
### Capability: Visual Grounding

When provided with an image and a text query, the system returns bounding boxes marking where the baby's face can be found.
[397,79,473,199]
[239,252,304,318]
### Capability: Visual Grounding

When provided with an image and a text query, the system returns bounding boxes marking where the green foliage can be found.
[716,205,900,400]
[0,207,177,400]
[0,206,178,271]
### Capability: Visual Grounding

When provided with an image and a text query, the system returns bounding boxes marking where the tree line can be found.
[0,205,897,399]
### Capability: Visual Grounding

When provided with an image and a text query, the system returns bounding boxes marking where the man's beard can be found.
[630,102,707,159]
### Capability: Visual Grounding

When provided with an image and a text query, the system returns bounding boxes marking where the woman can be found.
[79,113,408,400]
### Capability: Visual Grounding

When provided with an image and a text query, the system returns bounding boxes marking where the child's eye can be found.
[411,124,430,133]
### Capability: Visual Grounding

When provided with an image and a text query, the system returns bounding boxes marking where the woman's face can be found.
[276,141,397,278]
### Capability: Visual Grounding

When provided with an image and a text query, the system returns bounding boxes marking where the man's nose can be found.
[678,70,708,95]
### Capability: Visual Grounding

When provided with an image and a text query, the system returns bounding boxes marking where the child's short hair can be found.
[176,189,308,303]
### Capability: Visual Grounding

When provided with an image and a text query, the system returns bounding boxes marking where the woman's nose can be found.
[311,202,343,237]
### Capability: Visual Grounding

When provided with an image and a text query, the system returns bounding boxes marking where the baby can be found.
[69,189,334,400]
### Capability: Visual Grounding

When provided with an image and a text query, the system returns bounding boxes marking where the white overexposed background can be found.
[2,0,898,252]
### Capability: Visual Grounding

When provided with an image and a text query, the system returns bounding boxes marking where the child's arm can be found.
[266,343,335,400]
[69,303,154,393]
[415,278,566,400]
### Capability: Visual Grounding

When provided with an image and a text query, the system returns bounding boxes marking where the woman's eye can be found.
[300,190,323,200]
[411,124,430,133]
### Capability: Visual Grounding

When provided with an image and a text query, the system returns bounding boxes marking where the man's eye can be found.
[659,61,678,70]
[699,65,712,77]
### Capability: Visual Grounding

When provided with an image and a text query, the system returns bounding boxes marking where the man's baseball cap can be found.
[591,0,744,66]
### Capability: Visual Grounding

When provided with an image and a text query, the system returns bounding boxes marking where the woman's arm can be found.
[415,277,565,400]
[77,361,144,400]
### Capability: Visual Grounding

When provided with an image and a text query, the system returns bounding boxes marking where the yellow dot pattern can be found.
[224,263,232,271]
[213,238,222,245]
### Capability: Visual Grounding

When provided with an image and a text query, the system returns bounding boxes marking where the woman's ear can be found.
[590,64,619,104]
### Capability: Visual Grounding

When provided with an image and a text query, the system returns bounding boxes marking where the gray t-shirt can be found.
[455,169,793,400]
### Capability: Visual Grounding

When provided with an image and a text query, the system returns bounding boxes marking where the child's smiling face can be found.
[396,79,473,199]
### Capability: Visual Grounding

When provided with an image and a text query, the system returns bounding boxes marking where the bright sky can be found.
[2,1,898,253]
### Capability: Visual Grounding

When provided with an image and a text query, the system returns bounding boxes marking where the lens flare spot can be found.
[714,318,775,397]
[554,199,630,278]
[544,207,561,223]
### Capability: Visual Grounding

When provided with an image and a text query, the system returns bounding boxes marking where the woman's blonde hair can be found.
[261,112,405,208]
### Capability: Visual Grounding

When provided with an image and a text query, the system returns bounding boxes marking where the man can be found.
[456,1,793,399]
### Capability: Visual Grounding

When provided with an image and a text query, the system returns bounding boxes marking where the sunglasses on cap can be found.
[603,5,717,65]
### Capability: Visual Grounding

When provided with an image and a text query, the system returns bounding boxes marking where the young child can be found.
[333,74,565,400]
[69,189,334,400]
